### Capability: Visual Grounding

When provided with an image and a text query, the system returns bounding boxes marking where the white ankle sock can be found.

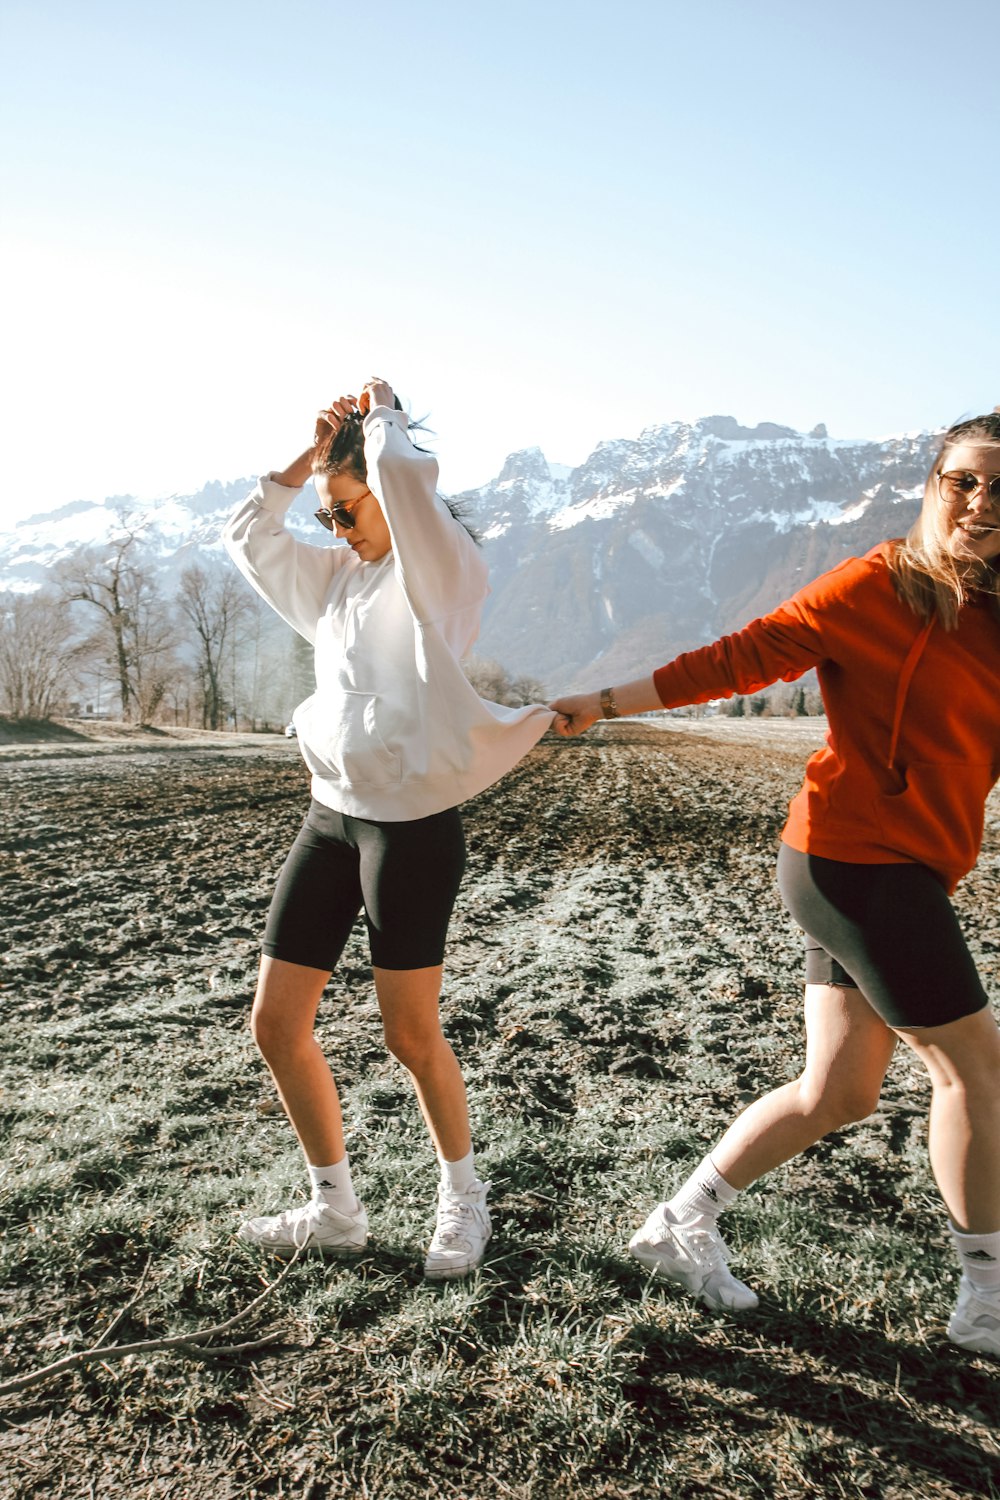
[668,1155,740,1224]
[439,1146,477,1195]
[308,1158,358,1214]
[951,1224,1000,1293]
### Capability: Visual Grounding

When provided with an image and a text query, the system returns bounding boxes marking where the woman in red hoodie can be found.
[550,409,1000,1357]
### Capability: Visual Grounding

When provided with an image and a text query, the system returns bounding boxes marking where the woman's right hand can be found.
[314,395,359,452]
[549,691,601,737]
[270,395,360,489]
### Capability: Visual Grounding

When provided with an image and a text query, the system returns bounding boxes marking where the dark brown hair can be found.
[313,398,405,484]
[313,398,480,543]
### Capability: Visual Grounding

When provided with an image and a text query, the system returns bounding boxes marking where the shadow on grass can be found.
[621,1307,1000,1497]
[284,1223,1000,1498]
[3,1180,997,1498]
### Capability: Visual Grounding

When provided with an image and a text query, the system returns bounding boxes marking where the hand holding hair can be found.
[314,395,360,451]
[359,378,395,415]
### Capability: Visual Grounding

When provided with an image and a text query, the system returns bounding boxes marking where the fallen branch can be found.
[92,1253,154,1349]
[174,1330,288,1362]
[0,1246,304,1398]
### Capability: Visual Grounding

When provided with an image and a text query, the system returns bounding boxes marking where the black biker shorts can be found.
[262,799,466,972]
[776,843,988,1029]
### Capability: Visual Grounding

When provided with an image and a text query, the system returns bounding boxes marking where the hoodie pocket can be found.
[874,760,993,876]
[295,690,402,788]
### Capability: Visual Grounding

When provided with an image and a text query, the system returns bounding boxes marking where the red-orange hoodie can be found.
[652,543,1000,892]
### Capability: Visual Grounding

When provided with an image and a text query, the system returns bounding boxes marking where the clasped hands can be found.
[548,692,601,738]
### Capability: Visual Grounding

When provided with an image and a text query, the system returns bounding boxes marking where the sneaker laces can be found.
[431,1200,476,1248]
[435,1201,472,1246]
[968,1297,1000,1331]
[271,1203,321,1246]
[683,1225,731,1275]
[432,1184,490,1249]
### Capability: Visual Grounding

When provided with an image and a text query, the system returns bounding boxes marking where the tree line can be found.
[0,508,310,728]
[720,682,824,717]
[0,509,548,727]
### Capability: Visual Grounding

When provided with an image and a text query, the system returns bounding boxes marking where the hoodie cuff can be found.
[363,405,409,436]
[255,473,304,513]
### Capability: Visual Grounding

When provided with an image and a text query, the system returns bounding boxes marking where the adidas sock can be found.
[951,1224,1000,1294]
[308,1157,359,1214]
[667,1155,740,1225]
[439,1146,478,1195]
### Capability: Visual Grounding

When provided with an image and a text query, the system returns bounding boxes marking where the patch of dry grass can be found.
[1,727,999,1498]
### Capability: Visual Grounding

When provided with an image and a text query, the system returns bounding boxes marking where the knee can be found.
[797,1076,881,1130]
[250,1003,308,1066]
[928,1065,1000,1112]
[383,1021,443,1075]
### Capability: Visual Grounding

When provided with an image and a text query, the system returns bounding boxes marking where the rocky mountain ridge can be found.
[1,415,937,690]
[451,416,933,688]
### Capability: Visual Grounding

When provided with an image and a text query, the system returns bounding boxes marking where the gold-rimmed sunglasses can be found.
[937,470,1000,505]
[314,488,371,531]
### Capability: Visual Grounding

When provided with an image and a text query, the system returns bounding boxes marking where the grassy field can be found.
[1,721,998,1498]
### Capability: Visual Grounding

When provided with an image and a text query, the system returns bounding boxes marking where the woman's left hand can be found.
[359,378,395,415]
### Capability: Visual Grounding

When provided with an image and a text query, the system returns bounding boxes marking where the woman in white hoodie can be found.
[223,378,552,1277]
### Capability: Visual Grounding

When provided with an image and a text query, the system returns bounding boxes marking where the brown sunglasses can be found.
[313,488,370,531]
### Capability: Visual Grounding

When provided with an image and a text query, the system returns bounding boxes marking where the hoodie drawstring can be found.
[887,616,936,772]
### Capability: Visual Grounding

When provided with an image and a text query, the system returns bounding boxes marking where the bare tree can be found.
[177,562,252,729]
[463,655,547,707]
[228,606,314,731]
[0,590,83,718]
[58,510,178,722]
[126,568,178,722]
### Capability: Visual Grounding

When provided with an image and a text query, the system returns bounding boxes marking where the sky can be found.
[2,0,998,521]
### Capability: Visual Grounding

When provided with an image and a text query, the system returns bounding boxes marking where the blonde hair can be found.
[887,410,1000,629]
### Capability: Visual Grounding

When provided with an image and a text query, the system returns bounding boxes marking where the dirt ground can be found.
[0,716,284,754]
[0,718,835,1074]
[1,720,999,1498]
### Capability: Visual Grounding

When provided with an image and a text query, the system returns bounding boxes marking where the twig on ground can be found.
[0,1246,305,1398]
[92,1253,155,1349]
[249,1368,296,1412]
[175,1329,287,1361]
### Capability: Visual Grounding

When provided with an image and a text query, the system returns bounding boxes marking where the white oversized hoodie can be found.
[223,406,554,820]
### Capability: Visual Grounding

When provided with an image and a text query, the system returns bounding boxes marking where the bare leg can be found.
[250,955,345,1166]
[712,984,898,1189]
[895,1007,1000,1233]
[374,964,472,1163]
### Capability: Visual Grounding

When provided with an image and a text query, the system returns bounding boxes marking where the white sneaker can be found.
[423,1180,492,1281]
[238,1196,368,1259]
[947,1276,1000,1357]
[628,1202,759,1311]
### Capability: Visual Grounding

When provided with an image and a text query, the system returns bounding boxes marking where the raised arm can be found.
[222,408,355,642]
[358,380,487,625]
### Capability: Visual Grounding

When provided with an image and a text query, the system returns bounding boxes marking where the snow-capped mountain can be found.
[0,416,937,689]
[454,416,934,688]
[1,478,265,591]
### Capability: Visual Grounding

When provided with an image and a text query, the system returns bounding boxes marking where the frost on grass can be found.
[1,727,998,1499]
